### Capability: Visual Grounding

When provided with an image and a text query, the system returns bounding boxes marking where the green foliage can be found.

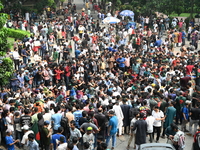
[6,28,31,40]
[34,0,55,13]
[0,57,14,86]
[0,2,14,87]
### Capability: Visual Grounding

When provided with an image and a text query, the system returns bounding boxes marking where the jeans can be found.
[106,133,116,148]
[23,57,27,64]
[189,119,199,135]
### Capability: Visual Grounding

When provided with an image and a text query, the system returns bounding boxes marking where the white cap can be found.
[21,125,29,130]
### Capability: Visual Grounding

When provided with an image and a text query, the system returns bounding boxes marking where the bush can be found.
[6,28,30,40]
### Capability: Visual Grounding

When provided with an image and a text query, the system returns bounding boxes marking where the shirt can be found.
[51,134,66,150]
[152,110,164,127]
[116,57,126,68]
[5,135,14,150]
[27,140,39,150]
[51,113,62,130]
[109,116,118,135]
[145,116,155,133]
[69,128,82,142]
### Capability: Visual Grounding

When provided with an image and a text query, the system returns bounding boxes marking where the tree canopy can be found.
[0,2,14,87]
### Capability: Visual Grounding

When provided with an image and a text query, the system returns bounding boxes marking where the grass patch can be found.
[7,37,15,51]
[170,13,197,18]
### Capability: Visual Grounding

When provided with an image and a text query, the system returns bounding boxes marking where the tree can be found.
[0,2,14,87]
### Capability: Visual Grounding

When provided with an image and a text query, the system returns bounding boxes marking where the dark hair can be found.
[54,107,59,113]
[82,111,87,117]
[84,142,90,149]
[72,137,78,144]
[57,127,64,133]
[28,133,35,139]
[70,120,76,126]
[67,142,74,150]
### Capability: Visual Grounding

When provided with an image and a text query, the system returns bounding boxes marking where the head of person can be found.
[154,105,159,112]
[59,136,65,144]
[6,128,12,136]
[28,133,35,142]
[86,126,93,135]
[67,142,74,150]
[84,142,90,149]
[70,120,76,130]
[108,110,115,117]
[57,126,64,134]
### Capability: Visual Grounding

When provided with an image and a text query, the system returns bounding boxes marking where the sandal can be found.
[126,145,130,149]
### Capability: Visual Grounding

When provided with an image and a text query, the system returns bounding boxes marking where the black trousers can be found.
[153,126,161,141]
[14,59,19,70]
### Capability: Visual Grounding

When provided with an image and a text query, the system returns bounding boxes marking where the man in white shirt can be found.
[13,47,20,70]
[56,136,67,150]
[152,106,165,143]
[113,101,124,137]
[21,125,34,149]
[146,110,155,143]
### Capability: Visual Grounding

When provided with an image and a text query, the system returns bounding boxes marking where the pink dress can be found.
[178,32,182,43]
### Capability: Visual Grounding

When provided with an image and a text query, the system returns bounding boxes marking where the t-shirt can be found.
[57,143,68,150]
[73,110,82,128]
[21,115,32,127]
[116,58,126,68]
[152,110,164,127]
[51,134,66,150]
[5,135,14,150]
[51,113,62,130]
[145,116,155,133]
[109,116,118,135]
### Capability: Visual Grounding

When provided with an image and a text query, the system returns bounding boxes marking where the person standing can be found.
[120,98,130,134]
[145,110,155,143]
[127,111,139,149]
[152,106,165,143]
[162,101,176,138]
[181,100,191,132]
[132,113,147,150]
[26,133,39,150]
[106,110,118,150]
[113,101,124,137]
[5,129,20,150]
[188,103,200,136]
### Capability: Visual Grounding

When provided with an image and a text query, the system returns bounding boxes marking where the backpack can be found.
[61,112,69,129]
[178,133,186,149]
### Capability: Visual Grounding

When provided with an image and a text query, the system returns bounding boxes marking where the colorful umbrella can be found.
[103,16,120,24]
[120,10,134,16]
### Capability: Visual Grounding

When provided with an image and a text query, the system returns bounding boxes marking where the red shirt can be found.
[55,69,63,80]
[65,66,71,77]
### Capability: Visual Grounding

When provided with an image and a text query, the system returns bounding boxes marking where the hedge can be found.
[6,28,31,40]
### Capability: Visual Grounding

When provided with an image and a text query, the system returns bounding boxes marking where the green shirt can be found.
[53,51,59,61]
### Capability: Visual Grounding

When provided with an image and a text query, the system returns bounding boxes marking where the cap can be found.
[87,127,93,131]
[21,125,29,130]
[185,100,191,104]
[44,120,50,125]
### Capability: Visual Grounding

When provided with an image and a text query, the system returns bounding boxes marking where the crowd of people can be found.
[1,0,200,150]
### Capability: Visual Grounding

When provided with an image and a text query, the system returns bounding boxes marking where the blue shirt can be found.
[75,50,81,58]
[27,140,39,150]
[73,110,82,128]
[117,57,126,68]
[154,39,162,47]
[51,134,66,150]
[109,116,118,135]
[182,106,189,120]
[51,113,62,130]
[5,135,14,150]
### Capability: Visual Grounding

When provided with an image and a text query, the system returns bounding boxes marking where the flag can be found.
[68,41,72,53]
[30,122,40,143]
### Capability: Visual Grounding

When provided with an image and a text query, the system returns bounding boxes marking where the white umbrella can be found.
[103,16,120,24]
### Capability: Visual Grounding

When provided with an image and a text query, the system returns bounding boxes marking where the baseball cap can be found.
[44,120,50,125]
[21,125,29,130]
[87,127,93,131]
